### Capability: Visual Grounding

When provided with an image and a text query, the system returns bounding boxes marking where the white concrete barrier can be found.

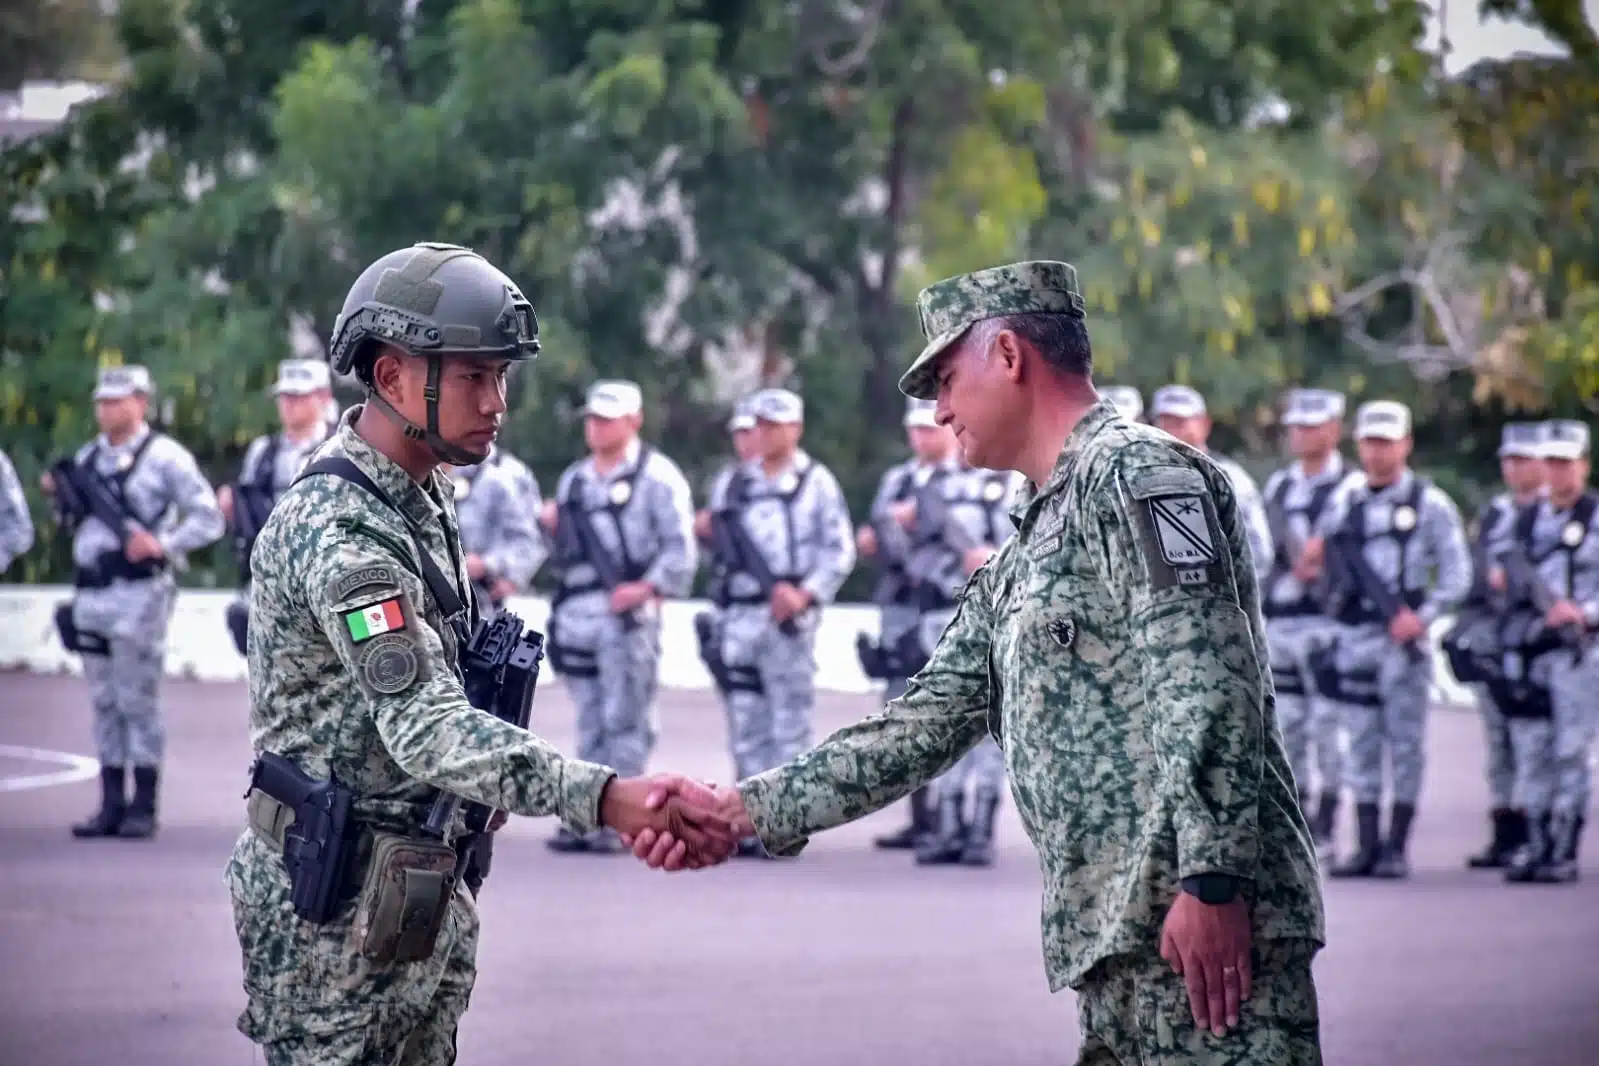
[0,586,1475,707]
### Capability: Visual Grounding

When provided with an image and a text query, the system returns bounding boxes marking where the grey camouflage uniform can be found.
[709,443,855,782]
[229,409,615,1062]
[1466,489,1534,809]
[1213,454,1273,584]
[450,444,546,616]
[547,438,696,782]
[70,424,224,769]
[864,455,927,703]
[0,448,34,573]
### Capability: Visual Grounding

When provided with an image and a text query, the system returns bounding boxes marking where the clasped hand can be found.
[600,775,748,869]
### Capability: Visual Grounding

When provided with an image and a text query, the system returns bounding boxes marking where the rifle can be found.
[904,485,981,609]
[48,455,143,551]
[1325,532,1427,662]
[231,479,276,571]
[708,503,801,637]
[1497,543,1589,662]
[554,495,640,631]
[422,612,547,891]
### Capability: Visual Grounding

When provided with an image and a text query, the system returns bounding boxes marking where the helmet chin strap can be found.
[366,354,488,468]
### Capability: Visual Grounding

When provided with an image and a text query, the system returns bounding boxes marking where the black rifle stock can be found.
[555,500,640,631]
[48,456,138,547]
[1498,544,1589,661]
[1326,533,1427,662]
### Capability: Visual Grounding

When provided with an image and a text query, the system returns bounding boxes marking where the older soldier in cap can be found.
[703,386,855,856]
[1150,385,1273,583]
[1444,422,1548,869]
[1314,400,1470,879]
[1102,386,1143,422]
[1486,420,1599,883]
[856,396,960,851]
[541,379,698,853]
[1260,388,1361,857]
[219,360,340,656]
[634,260,1325,1062]
[0,447,35,575]
[44,365,224,838]
[449,441,546,620]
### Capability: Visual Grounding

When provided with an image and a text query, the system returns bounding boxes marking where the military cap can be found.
[1102,386,1144,421]
[751,388,804,424]
[727,396,757,433]
[903,397,939,429]
[93,365,153,401]
[584,380,643,420]
[1151,385,1206,420]
[899,261,1086,401]
[1497,422,1546,459]
[1541,420,1591,460]
[1282,388,1346,427]
[272,359,332,396]
[1354,400,1411,441]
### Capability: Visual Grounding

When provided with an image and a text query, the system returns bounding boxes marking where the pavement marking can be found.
[0,745,100,793]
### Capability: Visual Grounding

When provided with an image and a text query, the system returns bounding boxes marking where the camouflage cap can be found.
[899,261,1086,401]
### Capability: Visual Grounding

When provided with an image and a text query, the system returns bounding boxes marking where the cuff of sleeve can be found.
[738,772,811,858]
[1176,824,1259,882]
[558,759,616,837]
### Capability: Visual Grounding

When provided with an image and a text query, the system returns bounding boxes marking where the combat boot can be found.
[1504,811,1552,883]
[1310,791,1339,860]
[875,786,933,850]
[915,791,966,866]
[1329,802,1382,878]
[546,826,590,853]
[1371,802,1415,879]
[959,791,1000,867]
[1532,813,1583,884]
[71,766,127,839]
[1466,807,1524,869]
[118,767,160,839]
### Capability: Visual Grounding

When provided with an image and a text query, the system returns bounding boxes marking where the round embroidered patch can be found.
[359,634,420,694]
[1562,520,1585,548]
[983,480,1005,502]
[609,480,632,506]
[1392,505,1418,532]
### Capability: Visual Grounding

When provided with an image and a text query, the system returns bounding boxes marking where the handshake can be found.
[598,774,757,870]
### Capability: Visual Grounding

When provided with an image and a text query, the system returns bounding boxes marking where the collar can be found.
[1293,452,1344,484]
[336,405,447,526]
[1010,399,1121,527]
[98,423,151,453]
[747,448,812,484]
[1362,467,1415,499]
[587,437,642,480]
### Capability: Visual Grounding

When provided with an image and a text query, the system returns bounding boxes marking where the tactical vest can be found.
[1333,477,1428,627]
[717,461,817,605]
[872,464,923,607]
[73,432,168,587]
[907,470,1012,611]
[553,445,655,597]
[1263,470,1338,619]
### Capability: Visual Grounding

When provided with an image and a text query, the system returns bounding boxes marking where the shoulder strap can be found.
[1513,498,1540,546]
[1305,477,1338,520]
[1571,492,1598,542]
[1267,471,1292,510]
[296,457,469,636]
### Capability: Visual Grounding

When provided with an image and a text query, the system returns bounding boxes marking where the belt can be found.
[74,553,167,589]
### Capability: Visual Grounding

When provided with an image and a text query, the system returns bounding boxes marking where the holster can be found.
[544,616,598,678]
[351,831,459,965]
[54,600,109,657]
[1308,643,1382,708]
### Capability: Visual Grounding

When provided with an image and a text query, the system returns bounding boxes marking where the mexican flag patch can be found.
[344,599,405,643]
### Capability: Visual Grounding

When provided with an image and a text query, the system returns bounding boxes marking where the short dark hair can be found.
[997,313,1092,377]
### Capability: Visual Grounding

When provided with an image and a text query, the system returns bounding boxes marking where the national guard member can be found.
[703,386,855,855]
[635,261,1325,1062]
[220,360,339,656]
[1317,401,1471,879]
[693,398,761,703]
[47,365,224,839]
[1489,420,1598,884]
[1449,422,1548,869]
[913,458,1028,867]
[857,397,958,851]
[1150,385,1274,582]
[227,242,731,1064]
[1260,388,1359,858]
[450,442,545,620]
[1102,385,1143,422]
[0,447,35,574]
[541,380,697,853]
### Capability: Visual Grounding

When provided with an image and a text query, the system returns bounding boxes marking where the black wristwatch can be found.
[1181,873,1240,905]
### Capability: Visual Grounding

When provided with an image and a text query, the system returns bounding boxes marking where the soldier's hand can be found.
[770,581,812,622]
[856,525,878,557]
[539,500,558,533]
[489,577,518,603]
[1389,607,1426,645]
[486,810,510,833]
[890,500,917,530]
[626,777,755,871]
[1546,600,1586,630]
[465,553,488,581]
[693,509,712,541]
[1160,893,1252,1037]
[610,580,656,613]
[124,529,165,563]
[1487,567,1507,593]
[39,472,55,497]
[963,545,995,574]
[1292,537,1324,582]
[217,484,235,525]
[606,774,739,869]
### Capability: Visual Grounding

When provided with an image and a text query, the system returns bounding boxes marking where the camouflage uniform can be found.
[707,388,855,786]
[449,444,546,618]
[545,382,696,850]
[1320,402,1471,879]
[741,263,1324,1063]
[0,447,34,574]
[64,367,224,838]
[230,409,615,1063]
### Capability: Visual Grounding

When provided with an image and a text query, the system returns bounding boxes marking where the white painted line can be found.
[0,744,100,793]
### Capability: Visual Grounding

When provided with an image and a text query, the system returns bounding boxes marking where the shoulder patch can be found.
[329,566,400,603]
[1147,496,1218,566]
[357,634,421,695]
[342,596,407,643]
[1119,465,1234,596]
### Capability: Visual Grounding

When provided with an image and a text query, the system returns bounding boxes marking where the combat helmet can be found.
[328,241,540,465]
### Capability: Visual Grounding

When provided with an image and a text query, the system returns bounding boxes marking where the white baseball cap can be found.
[1497,422,1546,459]
[751,387,804,424]
[1151,385,1206,420]
[903,397,939,429]
[1540,420,1590,461]
[1102,386,1143,421]
[272,359,332,396]
[1354,400,1411,441]
[584,380,643,420]
[93,365,153,400]
[1282,388,1346,427]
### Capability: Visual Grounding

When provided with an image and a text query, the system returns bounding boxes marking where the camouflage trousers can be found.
[566,614,662,779]
[1548,651,1599,818]
[721,605,816,782]
[1326,627,1432,805]
[227,832,480,1066]
[1507,717,1556,812]
[1266,617,1341,797]
[1470,685,1516,809]
[74,578,175,768]
[1075,938,1321,1065]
